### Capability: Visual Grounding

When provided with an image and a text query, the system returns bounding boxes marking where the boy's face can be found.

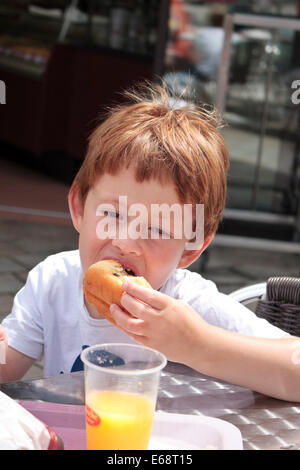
[69,166,208,294]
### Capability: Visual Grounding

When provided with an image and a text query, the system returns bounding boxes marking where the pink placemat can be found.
[19,401,86,450]
[19,400,243,450]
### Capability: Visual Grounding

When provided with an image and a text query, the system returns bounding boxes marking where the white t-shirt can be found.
[2,250,288,377]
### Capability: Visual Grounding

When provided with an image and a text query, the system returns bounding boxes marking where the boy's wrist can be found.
[182,319,218,374]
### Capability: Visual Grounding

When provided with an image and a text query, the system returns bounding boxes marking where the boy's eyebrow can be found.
[97,197,120,204]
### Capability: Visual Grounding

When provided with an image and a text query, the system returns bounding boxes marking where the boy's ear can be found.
[68,183,84,233]
[177,234,214,269]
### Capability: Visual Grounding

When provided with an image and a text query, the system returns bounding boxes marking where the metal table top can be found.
[2,362,300,450]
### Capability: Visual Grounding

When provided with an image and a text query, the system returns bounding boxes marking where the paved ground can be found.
[1,214,299,381]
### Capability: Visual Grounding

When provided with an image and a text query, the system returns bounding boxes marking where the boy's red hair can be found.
[71,82,229,238]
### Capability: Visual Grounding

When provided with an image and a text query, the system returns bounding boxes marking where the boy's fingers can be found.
[0,328,7,364]
[0,326,6,342]
[110,304,145,336]
[120,292,153,320]
[122,281,167,310]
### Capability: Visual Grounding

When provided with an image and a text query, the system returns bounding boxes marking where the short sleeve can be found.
[1,266,44,360]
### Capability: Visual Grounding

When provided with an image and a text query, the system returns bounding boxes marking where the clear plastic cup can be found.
[81,343,167,450]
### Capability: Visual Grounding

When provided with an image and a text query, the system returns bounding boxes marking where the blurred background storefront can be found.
[164,0,300,252]
[0,0,300,251]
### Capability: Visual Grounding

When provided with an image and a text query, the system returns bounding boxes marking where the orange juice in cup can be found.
[81,343,166,450]
[86,390,154,450]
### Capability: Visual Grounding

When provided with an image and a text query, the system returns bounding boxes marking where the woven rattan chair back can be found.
[255,277,300,336]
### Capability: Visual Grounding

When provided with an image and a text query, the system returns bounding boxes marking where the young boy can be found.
[1,82,299,402]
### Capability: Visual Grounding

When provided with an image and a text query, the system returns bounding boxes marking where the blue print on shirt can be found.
[68,345,126,374]
[70,345,89,372]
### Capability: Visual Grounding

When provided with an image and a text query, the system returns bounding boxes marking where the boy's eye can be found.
[102,210,119,218]
[149,226,170,238]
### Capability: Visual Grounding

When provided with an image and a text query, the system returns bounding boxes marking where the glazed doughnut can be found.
[83,260,152,326]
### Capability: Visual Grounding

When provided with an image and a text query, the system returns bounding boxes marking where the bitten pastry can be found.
[83,260,152,326]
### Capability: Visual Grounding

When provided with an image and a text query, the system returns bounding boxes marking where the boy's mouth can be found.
[101,257,139,277]
[124,267,136,276]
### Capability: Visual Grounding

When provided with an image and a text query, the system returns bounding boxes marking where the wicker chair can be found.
[229,277,300,336]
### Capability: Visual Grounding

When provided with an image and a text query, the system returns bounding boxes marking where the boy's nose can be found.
[111,237,142,256]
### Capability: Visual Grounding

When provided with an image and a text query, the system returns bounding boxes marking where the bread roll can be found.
[83,260,152,326]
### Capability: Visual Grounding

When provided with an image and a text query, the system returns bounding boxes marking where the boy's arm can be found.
[0,327,35,382]
[185,326,300,402]
[110,281,300,402]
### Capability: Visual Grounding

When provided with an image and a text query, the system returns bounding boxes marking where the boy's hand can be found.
[110,281,209,363]
[0,325,7,365]
[0,325,6,341]
[0,325,36,381]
